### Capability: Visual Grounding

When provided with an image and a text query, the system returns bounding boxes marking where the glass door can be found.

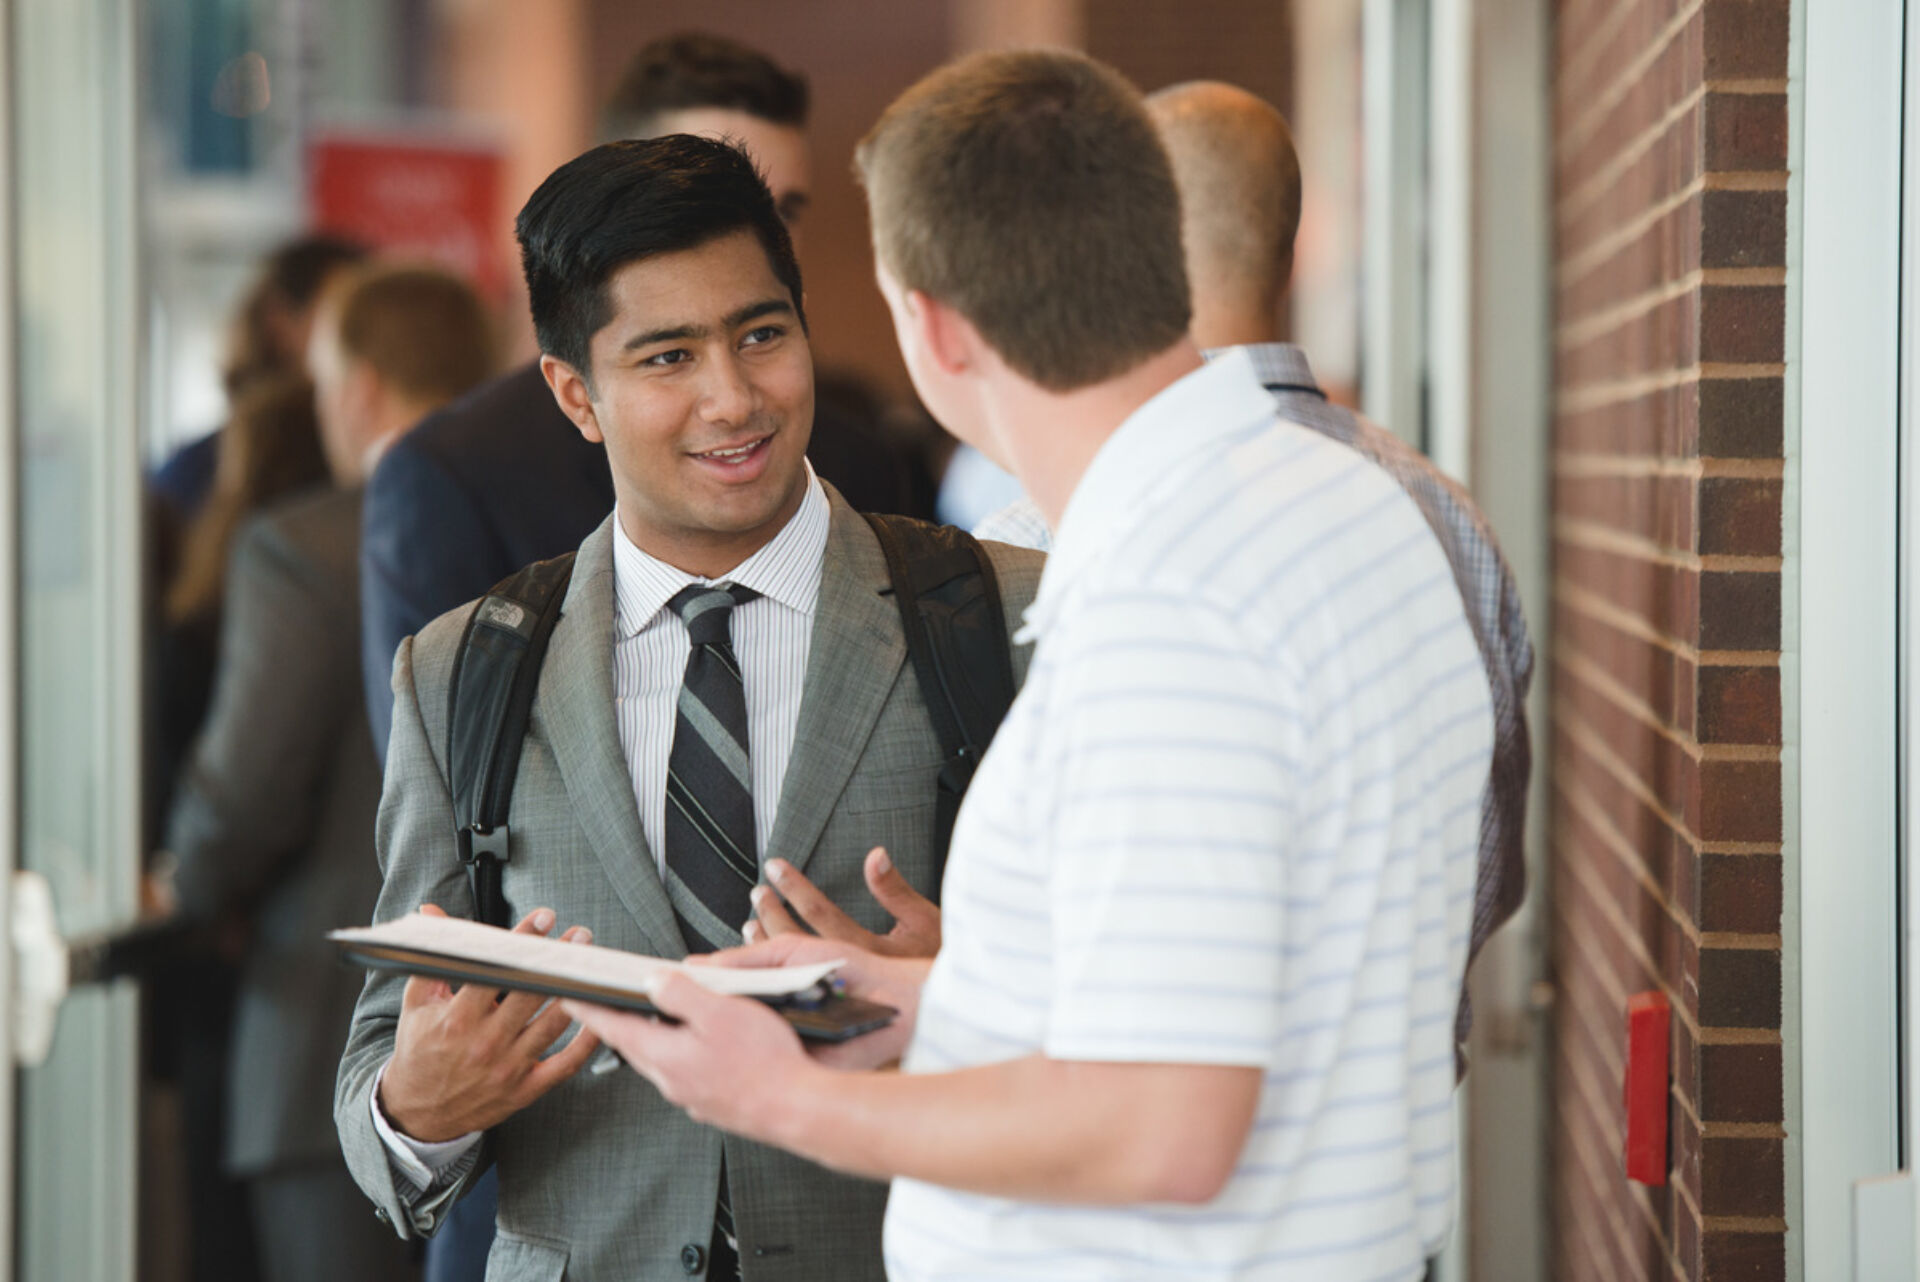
[7,0,146,1277]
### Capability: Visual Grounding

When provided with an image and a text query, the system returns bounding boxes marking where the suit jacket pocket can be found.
[486,1230,569,1281]
[839,762,942,815]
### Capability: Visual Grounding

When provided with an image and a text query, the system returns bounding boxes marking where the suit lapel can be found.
[766,494,906,877]
[540,518,687,959]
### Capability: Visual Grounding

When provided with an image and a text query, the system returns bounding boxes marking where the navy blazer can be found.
[360,363,614,761]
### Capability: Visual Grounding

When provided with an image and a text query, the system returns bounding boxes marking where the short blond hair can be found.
[856,49,1189,392]
[325,263,495,406]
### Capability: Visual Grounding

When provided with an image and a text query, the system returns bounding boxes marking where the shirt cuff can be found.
[369,1058,481,1193]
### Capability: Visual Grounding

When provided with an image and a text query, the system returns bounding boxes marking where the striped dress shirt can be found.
[610,471,829,870]
[974,342,1534,1058]
[889,351,1493,1280]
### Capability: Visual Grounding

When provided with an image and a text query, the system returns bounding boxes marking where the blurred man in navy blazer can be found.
[359,31,931,760]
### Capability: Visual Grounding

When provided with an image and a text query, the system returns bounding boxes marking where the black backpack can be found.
[445,514,1017,928]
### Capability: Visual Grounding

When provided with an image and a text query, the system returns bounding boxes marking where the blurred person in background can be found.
[360,30,932,763]
[155,262,495,1282]
[145,235,362,1280]
[149,234,368,533]
[145,372,331,1282]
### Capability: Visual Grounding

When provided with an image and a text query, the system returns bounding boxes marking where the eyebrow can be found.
[621,297,795,353]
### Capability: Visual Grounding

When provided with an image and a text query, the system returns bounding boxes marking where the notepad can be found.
[330,912,896,1041]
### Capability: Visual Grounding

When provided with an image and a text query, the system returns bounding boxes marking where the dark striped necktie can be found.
[664,582,757,1282]
[664,581,761,953]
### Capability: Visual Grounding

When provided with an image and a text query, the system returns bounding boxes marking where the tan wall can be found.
[1548,1,1789,1278]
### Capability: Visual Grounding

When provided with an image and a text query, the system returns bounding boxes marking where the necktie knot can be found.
[668,583,758,648]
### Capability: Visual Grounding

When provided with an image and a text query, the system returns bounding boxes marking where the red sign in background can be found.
[308,131,506,298]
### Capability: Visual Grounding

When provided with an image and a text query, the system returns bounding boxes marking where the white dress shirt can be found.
[373,470,831,1192]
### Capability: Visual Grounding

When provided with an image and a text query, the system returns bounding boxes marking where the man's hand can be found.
[746,847,942,958]
[563,975,823,1145]
[699,934,931,1071]
[377,903,602,1142]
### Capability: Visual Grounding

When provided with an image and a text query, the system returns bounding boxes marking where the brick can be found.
[1696,665,1780,744]
[1558,473,1698,551]
[1701,1136,1785,1217]
[1560,379,1700,457]
[1702,1227,1785,1280]
[1558,603,1697,733]
[1697,759,1781,843]
[1700,285,1785,364]
[1696,947,1780,1028]
[1698,477,1781,557]
[1699,853,1783,934]
[1703,92,1789,171]
[1703,0,1791,81]
[1698,378,1783,458]
[1701,189,1786,269]
[1699,570,1779,649]
[1699,1041,1782,1124]
[1556,541,1700,643]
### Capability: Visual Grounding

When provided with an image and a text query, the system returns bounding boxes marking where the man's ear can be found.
[540,354,604,444]
[907,289,981,379]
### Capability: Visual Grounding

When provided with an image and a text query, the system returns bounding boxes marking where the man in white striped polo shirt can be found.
[569,49,1494,1281]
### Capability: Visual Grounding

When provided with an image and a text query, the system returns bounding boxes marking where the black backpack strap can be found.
[445,552,577,926]
[862,513,1017,897]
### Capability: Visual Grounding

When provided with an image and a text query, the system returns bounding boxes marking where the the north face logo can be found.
[482,599,527,631]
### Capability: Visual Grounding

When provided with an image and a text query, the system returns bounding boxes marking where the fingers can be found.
[400,972,452,1009]
[491,922,590,1027]
[864,848,939,931]
[703,935,837,970]
[764,860,873,945]
[749,884,804,939]
[449,907,557,1019]
[417,903,449,919]
[645,970,724,1025]
[561,1000,664,1064]
[517,1021,602,1101]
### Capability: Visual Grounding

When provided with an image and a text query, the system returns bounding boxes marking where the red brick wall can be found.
[1549,1,1788,1278]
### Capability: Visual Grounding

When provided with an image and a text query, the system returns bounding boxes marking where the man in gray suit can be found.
[163,263,495,1282]
[334,137,1040,1281]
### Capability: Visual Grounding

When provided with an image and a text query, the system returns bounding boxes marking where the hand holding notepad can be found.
[331,911,896,1041]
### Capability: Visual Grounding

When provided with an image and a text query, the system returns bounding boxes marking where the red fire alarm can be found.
[1624,991,1671,1185]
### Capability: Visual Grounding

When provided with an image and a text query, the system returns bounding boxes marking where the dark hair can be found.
[601,32,809,141]
[222,233,368,397]
[165,374,327,625]
[857,50,1190,391]
[515,135,806,380]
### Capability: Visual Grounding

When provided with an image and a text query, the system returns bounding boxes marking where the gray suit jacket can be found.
[168,485,385,1177]
[336,490,1043,1281]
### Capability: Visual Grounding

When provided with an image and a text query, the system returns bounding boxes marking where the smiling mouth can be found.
[690,435,771,464]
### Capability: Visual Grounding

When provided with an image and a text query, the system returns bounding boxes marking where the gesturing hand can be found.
[747,847,942,958]
[376,903,602,1142]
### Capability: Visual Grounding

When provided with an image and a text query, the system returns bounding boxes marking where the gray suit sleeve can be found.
[334,629,492,1239]
[166,514,353,918]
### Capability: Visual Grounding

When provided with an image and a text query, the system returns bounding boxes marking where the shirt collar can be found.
[1201,341,1320,394]
[1018,349,1276,642]
[612,464,829,639]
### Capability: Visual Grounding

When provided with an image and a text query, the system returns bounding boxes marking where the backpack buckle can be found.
[458,824,510,865]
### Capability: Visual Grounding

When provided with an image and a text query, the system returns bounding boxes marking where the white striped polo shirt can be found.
[885,351,1493,1281]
